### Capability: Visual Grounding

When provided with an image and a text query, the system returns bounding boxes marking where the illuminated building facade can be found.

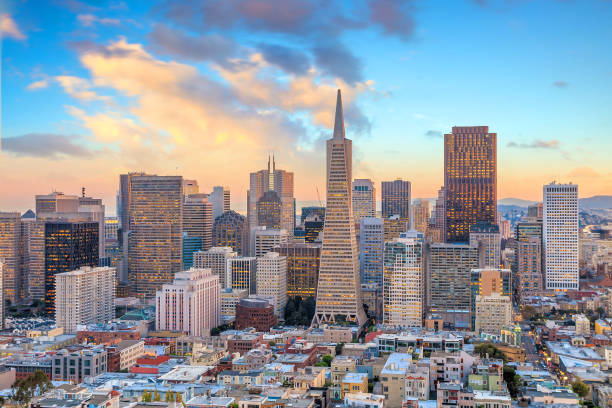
[274,241,321,298]
[381,179,411,229]
[227,257,257,294]
[352,179,376,222]
[411,200,430,234]
[444,126,497,242]
[183,194,213,251]
[359,217,384,287]
[212,210,249,256]
[256,191,282,230]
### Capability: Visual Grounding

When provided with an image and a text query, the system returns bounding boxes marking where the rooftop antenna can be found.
[82,187,85,198]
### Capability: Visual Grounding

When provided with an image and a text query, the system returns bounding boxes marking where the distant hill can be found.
[498,198,537,207]
[579,196,612,210]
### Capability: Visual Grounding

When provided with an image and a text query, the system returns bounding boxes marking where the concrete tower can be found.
[313,90,367,327]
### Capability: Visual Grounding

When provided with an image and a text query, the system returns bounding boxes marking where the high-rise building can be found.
[251,227,289,258]
[383,215,406,241]
[444,126,497,242]
[383,231,424,328]
[527,203,543,219]
[313,90,366,327]
[470,268,511,329]
[212,210,249,256]
[256,252,288,317]
[515,218,542,242]
[469,222,501,268]
[0,212,22,303]
[21,215,45,301]
[44,221,99,314]
[183,194,213,251]
[256,191,282,230]
[193,246,237,288]
[55,266,116,334]
[426,242,479,327]
[474,293,512,335]
[433,187,446,241]
[352,179,376,222]
[182,233,202,269]
[516,237,542,299]
[275,242,321,299]
[227,257,257,294]
[543,182,579,290]
[183,179,199,196]
[304,214,324,243]
[155,268,220,337]
[411,200,430,234]
[247,156,295,233]
[118,172,145,281]
[127,175,183,298]
[359,217,384,287]
[381,179,411,227]
[209,186,231,220]
[77,195,106,258]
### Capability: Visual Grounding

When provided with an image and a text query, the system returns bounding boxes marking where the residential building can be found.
[430,350,476,389]
[573,314,591,336]
[51,348,107,383]
[193,246,237,288]
[55,266,116,334]
[383,232,424,328]
[247,156,295,233]
[275,241,321,299]
[235,298,278,331]
[444,126,497,242]
[183,194,213,251]
[543,182,579,290]
[469,222,501,268]
[475,293,512,335]
[352,179,376,222]
[126,174,183,298]
[380,353,412,407]
[212,210,249,256]
[155,268,220,337]
[227,257,257,294]
[209,186,231,220]
[341,372,368,398]
[256,252,287,316]
[516,237,543,299]
[359,217,384,287]
[313,90,366,327]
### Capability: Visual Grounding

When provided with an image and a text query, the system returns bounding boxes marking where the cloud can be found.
[425,130,443,138]
[258,43,311,75]
[1,13,26,40]
[27,79,49,90]
[507,139,559,149]
[2,133,92,158]
[553,80,568,88]
[77,14,121,27]
[55,76,110,102]
[566,167,601,178]
[368,0,416,40]
[313,42,363,84]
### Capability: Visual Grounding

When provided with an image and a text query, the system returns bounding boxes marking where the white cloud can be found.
[1,13,26,40]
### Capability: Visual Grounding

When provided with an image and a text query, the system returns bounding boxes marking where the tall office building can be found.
[182,234,202,269]
[45,221,99,314]
[426,242,479,329]
[516,237,543,299]
[156,268,220,337]
[515,218,543,242]
[118,172,145,281]
[383,231,425,328]
[433,187,446,241]
[528,203,543,219]
[227,257,257,294]
[21,215,45,301]
[304,214,324,243]
[127,175,183,298]
[212,211,249,256]
[275,242,321,299]
[183,194,213,251]
[256,252,288,317]
[411,200,430,234]
[55,266,116,334]
[77,195,106,258]
[251,227,289,258]
[359,217,384,287]
[256,191,282,230]
[183,179,199,196]
[381,179,411,227]
[0,262,3,329]
[352,179,376,222]
[444,126,497,242]
[247,156,295,233]
[383,215,406,241]
[469,222,501,268]
[313,90,366,327]
[209,186,231,220]
[193,246,237,288]
[0,213,22,303]
[543,182,579,290]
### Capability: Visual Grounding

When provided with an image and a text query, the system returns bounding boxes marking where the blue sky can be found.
[1,0,611,213]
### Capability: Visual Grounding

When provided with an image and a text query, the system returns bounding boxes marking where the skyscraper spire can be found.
[333,89,345,140]
[267,155,271,172]
[272,154,275,172]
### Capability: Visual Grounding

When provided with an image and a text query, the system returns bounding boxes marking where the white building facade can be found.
[256,252,288,317]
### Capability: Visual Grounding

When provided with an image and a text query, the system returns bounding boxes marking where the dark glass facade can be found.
[212,210,249,256]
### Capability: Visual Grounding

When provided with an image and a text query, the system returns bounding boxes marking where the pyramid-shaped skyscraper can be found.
[312,89,367,327]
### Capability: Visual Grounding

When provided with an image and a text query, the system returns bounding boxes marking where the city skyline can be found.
[2,0,612,214]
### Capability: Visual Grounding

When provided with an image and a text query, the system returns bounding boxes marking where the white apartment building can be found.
[256,252,288,317]
[474,293,513,335]
[383,231,424,328]
[155,268,220,336]
[543,182,579,290]
[55,266,115,334]
[250,227,289,258]
[193,246,237,288]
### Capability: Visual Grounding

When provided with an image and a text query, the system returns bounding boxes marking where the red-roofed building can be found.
[130,366,159,374]
[136,355,171,365]
[365,331,383,343]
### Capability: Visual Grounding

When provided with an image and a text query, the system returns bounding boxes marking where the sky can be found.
[1,0,611,215]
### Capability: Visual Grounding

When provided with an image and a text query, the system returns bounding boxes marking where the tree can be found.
[230,403,239,408]
[141,390,151,402]
[153,389,161,401]
[321,354,334,366]
[503,366,521,398]
[10,370,54,406]
[572,381,589,399]
[522,305,538,320]
[335,343,344,355]
[474,343,507,363]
